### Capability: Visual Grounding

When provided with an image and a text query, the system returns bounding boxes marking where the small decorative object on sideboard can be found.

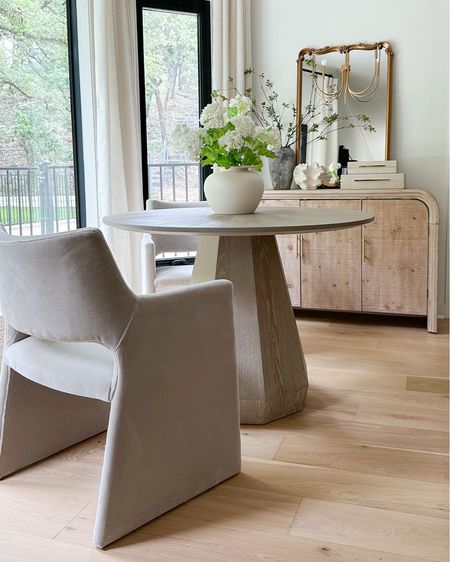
[348,160,397,175]
[329,162,342,183]
[269,146,296,190]
[340,160,405,190]
[320,162,342,188]
[293,162,327,190]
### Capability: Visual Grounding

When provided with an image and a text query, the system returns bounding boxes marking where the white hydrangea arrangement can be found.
[174,92,281,171]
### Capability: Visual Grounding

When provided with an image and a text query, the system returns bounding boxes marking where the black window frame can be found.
[66,0,86,227]
[136,0,212,205]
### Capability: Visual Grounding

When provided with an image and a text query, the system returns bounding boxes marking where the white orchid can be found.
[328,161,342,183]
[328,161,341,172]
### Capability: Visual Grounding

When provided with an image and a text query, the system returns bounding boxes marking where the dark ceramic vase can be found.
[269,146,296,190]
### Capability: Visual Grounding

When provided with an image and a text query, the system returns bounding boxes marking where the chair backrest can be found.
[146,199,207,255]
[0,228,136,348]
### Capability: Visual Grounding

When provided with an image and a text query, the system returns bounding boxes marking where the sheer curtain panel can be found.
[211,0,252,94]
[88,0,143,289]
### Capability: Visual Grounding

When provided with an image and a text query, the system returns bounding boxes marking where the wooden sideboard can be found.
[261,189,439,332]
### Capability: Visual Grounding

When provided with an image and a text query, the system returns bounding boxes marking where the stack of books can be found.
[340,160,405,190]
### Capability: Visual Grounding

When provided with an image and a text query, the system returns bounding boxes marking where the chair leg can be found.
[93,372,241,548]
[0,368,110,479]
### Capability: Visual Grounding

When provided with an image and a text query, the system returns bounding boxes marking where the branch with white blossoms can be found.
[173,92,280,171]
[224,69,376,150]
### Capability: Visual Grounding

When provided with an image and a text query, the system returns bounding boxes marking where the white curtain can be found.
[88,0,143,290]
[211,0,252,94]
[307,77,339,167]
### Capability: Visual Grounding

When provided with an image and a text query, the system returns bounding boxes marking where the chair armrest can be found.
[140,233,156,294]
[115,280,237,395]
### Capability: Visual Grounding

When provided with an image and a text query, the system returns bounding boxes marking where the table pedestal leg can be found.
[192,235,308,425]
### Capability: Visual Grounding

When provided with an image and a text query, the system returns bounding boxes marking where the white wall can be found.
[251,0,449,316]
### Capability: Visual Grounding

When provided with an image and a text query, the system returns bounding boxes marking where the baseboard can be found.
[438,302,449,319]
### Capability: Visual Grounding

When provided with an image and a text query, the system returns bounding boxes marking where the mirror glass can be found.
[299,46,390,167]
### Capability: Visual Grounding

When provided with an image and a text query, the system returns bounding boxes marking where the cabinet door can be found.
[260,199,300,306]
[301,200,362,311]
[362,200,428,315]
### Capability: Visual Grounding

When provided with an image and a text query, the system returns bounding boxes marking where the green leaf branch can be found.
[225,68,376,151]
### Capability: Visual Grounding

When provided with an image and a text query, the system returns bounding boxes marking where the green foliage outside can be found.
[0,0,73,166]
[142,9,199,163]
[0,4,201,167]
[0,4,203,217]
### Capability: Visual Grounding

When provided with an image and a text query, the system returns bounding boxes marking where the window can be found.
[136,0,211,204]
[0,0,84,235]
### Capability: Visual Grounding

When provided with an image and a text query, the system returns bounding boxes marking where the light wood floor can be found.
[0,315,448,561]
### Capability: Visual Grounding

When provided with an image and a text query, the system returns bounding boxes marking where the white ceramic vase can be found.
[204,166,264,214]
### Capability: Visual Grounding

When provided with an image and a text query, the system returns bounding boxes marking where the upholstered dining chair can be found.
[141,199,208,294]
[0,226,241,548]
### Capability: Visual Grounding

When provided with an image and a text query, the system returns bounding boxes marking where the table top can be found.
[103,207,374,236]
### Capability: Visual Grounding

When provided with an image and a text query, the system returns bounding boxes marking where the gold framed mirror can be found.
[295,42,393,166]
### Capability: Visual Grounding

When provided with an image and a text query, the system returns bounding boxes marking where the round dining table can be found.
[104,205,374,425]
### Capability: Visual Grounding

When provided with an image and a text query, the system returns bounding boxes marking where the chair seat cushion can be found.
[5,337,116,402]
[154,265,193,292]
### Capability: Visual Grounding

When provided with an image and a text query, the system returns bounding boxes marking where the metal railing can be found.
[148,162,200,202]
[0,163,76,236]
[0,161,200,235]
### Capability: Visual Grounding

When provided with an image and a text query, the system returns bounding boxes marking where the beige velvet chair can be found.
[141,199,208,294]
[0,226,241,548]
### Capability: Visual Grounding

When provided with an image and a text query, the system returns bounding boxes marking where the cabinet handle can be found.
[363,237,370,261]
[296,235,300,258]
[301,236,308,260]
[287,283,294,289]
[288,244,294,251]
